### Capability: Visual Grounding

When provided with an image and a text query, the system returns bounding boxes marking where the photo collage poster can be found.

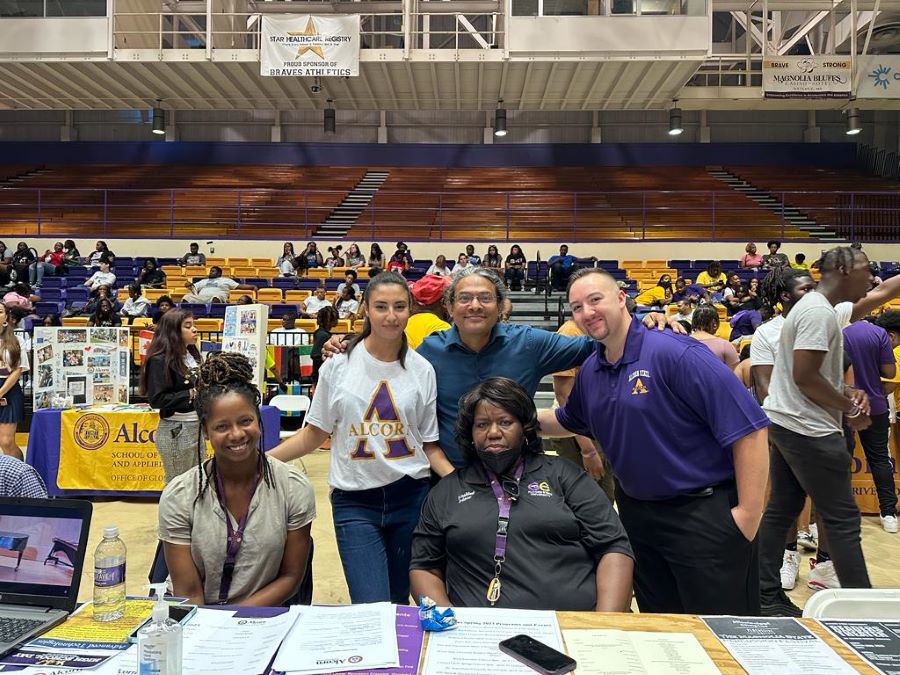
[222,304,269,388]
[32,327,131,410]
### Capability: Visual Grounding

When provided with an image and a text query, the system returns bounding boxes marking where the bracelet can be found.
[846,406,863,419]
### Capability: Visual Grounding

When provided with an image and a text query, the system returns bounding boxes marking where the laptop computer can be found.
[0,497,92,657]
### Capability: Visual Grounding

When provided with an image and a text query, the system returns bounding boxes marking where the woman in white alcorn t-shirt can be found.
[270,271,454,604]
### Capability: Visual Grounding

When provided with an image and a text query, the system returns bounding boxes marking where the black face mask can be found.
[476,447,522,478]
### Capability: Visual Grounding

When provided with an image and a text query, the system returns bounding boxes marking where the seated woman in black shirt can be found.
[410,377,633,611]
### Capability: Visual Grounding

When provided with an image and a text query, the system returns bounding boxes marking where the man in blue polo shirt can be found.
[538,268,770,615]
[547,244,579,292]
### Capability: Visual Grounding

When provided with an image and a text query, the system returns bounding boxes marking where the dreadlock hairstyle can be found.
[759,266,811,317]
[345,271,411,367]
[817,245,866,274]
[192,351,273,504]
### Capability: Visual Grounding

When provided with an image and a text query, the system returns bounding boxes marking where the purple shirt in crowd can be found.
[556,317,770,500]
[843,320,895,416]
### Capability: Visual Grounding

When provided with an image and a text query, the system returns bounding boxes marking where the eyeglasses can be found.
[456,293,497,305]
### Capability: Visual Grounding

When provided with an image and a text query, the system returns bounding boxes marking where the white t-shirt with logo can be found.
[306,342,439,491]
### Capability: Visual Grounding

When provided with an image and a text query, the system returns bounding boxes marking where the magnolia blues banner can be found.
[763,56,851,99]
[857,55,900,100]
[261,15,360,77]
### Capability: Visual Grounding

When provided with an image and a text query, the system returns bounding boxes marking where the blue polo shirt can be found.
[556,317,769,500]
[417,323,594,467]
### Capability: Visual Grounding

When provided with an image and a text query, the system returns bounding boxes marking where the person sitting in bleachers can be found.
[335,270,360,297]
[179,242,206,267]
[3,283,37,313]
[86,240,114,269]
[10,243,34,283]
[76,284,114,318]
[482,245,502,274]
[368,243,386,270]
[325,246,344,268]
[410,377,634,611]
[29,242,65,288]
[276,242,298,276]
[426,255,452,277]
[690,306,739,370]
[0,454,47,498]
[42,313,61,327]
[671,297,696,324]
[406,274,451,349]
[791,253,809,272]
[762,240,789,270]
[671,277,709,304]
[158,351,315,606]
[88,297,121,327]
[120,284,152,323]
[182,266,255,304]
[452,253,473,277]
[150,295,173,329]
[464,244,481,266]
[270,313,307,347]
[62,240,81,269]
[739,242,763,270]
[344,243,365,269]
[300,242,324,269]
[723,273,750,315]
[333,286,359,320]
[548,244,579,292]
[302,286,331,318]
[235,295,254,305]
[504,245,527,291]
[0,242,10,268]
[387,242,413,274]
[137,258,167,288]
[84,259,116,291]
[634,274,673,309]
[695,261,727,301]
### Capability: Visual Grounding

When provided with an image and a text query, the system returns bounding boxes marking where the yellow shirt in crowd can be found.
[405,312,451,349]
[634,285,668,306]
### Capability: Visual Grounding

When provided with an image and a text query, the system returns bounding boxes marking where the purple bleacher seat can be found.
[66,287,89,303]
[208,304,226,318]
[38,288,65,302]
[272,277,296,290]
[241,278,270,287]
[324,279,341,291]
[296,279,321,291]
[269,304,298,318]
[41,277,65,289]
[179,303,209,317]
[68,301,86,311]
[157,258,179,266]
[35,301,64,316]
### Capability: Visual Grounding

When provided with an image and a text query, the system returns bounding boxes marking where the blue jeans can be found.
[330,475,430,604]
[29,261,56,286]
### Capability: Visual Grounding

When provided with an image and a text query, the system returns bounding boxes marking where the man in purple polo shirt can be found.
[538,268,770,615]
[843,318,897,532]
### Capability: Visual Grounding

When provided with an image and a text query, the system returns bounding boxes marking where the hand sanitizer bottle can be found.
[137,583,183,675]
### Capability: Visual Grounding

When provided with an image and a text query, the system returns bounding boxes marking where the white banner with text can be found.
[261,15,360,78]
[763,56,851,99]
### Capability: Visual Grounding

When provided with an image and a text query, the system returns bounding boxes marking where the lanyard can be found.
[214,466,260,604]
[484,460,525,606]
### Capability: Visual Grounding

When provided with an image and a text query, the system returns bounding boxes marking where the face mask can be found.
[476,447,521,477]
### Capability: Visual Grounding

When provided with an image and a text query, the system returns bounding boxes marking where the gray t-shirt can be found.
[763,292,852,437]
[158,456,315,604]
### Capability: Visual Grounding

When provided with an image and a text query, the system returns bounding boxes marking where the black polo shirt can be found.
[410,454,633,611]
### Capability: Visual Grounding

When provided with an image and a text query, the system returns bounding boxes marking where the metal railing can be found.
[2,186,899,241]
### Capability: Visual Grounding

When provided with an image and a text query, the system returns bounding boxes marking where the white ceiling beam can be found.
[776,2,841,54]
[406,61,420,110]
[9,63,84,109]
[538,62,557,110]
[0,70,47,109]
[731,11,765,48]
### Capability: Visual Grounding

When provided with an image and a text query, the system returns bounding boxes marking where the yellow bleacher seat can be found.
[325,291,336,302]
[330,267,351,277]
[130,317,152,328]
[257,288,283,303]
[62,316,89,326]
[231,266,257,278]
[296,319,317,332]
[205,257,227,267]
[228,289,256,302]
[620,260,645,270]
[161,265,182,277]
[334,319,352,333]
[305,268,329,279]
[266,319,283,332]
[193,318,222,332]
[644,260,669,269]
[183,265,207,277]
[227,257,251,267]
[143,288,166,302]
[285,290,311,303]
[251,258,274,267]
[169,289,187,302]
[116,288,130,302]
[255,268,279,279]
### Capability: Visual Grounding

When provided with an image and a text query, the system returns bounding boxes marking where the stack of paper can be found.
[562,629,719,675]
[274,602,400,675]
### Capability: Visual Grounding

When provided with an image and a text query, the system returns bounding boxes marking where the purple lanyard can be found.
[484,460,525,606]
[214,468,260,604]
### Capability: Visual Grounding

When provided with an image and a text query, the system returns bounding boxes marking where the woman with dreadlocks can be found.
[158,351,315,606]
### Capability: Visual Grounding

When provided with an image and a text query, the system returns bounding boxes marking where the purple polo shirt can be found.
[556,317,770,500]
[843,320,895,416]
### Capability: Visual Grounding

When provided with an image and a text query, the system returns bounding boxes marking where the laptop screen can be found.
[0,498,92,611]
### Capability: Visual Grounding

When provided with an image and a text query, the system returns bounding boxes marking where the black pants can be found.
[759,424,870,602]
[549,262,577,291]
[844,411,897,517]
[504,268,524,290]
[615,481,759,615]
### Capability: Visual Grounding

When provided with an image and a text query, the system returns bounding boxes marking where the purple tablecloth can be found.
[26,406,280,498]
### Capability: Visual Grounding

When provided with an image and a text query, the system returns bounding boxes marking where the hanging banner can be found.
[857,55,900,99]
[260,14,360,77]
[763,56,851,99]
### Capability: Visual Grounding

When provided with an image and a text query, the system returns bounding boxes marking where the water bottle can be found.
[93,526,126,622]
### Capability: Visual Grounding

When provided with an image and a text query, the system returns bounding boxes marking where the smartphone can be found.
[127,604,198,643]
[499,634,576,675]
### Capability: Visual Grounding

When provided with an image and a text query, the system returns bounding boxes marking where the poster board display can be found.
[222,304,269,387]
[32,327,131,410]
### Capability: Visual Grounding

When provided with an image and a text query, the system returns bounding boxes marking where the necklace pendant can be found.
[486,577,501,603]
